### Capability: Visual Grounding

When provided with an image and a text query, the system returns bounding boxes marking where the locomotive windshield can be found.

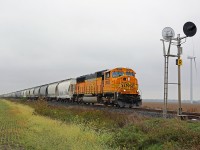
[126,72,135,76]
[112,72,124,77]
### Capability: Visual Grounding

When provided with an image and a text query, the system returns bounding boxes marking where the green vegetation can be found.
[114,119,200,150]
[1,99,200,150]
[0,100,111,150]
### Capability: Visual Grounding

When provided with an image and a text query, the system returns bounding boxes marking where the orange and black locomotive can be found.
[74,67,141,107]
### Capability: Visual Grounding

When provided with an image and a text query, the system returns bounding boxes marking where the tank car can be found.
[40,85,48,99]
[56,79,76,102]
[29,88,35,99]
[34,87,40,99]
[47,82,59,101]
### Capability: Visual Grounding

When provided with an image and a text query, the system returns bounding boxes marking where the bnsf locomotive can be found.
[1,67,142,107]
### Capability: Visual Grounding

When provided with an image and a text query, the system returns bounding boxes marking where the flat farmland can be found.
[142,102,200,113]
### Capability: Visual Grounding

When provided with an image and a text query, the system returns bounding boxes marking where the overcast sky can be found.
[0,0,200,100]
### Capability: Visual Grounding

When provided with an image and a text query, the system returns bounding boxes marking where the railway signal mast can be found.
[161,22,197,118]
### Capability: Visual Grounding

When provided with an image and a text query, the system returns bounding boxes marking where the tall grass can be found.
[0,100,112,150]
[109,118,200,150]
[24,99,145,132]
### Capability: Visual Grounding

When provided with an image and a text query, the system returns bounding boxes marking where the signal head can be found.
[162,27,175,41]
[183,22,197,37]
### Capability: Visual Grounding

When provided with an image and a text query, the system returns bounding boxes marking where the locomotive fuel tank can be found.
[82,94,98,103]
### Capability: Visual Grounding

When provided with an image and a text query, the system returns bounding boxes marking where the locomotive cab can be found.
[103,67,141,107]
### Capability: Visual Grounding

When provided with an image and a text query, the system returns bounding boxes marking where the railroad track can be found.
[47,100,200,121]
[133,107,200,121]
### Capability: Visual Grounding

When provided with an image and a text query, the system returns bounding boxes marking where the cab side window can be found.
[106,72,110,78]
[126,72,135,76]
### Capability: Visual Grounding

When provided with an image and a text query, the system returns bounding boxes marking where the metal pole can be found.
[163,55,167,118]
[165,40,171,116]
[177,34,182,115]
[161,39,171,118]
[161,40,167,118]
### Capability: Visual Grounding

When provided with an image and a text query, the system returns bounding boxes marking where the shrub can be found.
[137,119,200,150]
[111,125,145,149]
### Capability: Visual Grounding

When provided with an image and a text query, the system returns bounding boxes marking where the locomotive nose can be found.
[121,76,131,82]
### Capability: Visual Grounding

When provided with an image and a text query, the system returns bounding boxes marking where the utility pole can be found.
[177,34,182,115]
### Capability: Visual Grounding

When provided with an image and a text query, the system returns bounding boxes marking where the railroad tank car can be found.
[23,90,29,98]
[2,93,8,98]
[5,93,10,98]
[26,89,30,98]
[5,94,9,98]
[40,85,48,99]
[6,94,9,98]
[34,87,40,99]
[5,93,9,98]
[29,88,35,99]
[21,90,26,98]
[75,67,141,107]
[11,92,16,98]
[9,93,12,98]
[15,91,21,98]
[57,79,76,101]
[8,93,12,98]
[20,91,23,97]
[1,94,5,98]
[47,82,59,100]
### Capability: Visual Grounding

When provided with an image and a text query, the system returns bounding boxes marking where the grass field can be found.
[0,100,111,150]
[142,102,200,113]
[1,99,200,150]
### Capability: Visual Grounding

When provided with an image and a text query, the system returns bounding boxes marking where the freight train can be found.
[1,67,142,107]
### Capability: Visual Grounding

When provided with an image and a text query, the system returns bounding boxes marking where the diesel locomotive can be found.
[75,67,141,107]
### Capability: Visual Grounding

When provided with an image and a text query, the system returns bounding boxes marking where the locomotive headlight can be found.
[128,77,130,81]
[124,89,126,92]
